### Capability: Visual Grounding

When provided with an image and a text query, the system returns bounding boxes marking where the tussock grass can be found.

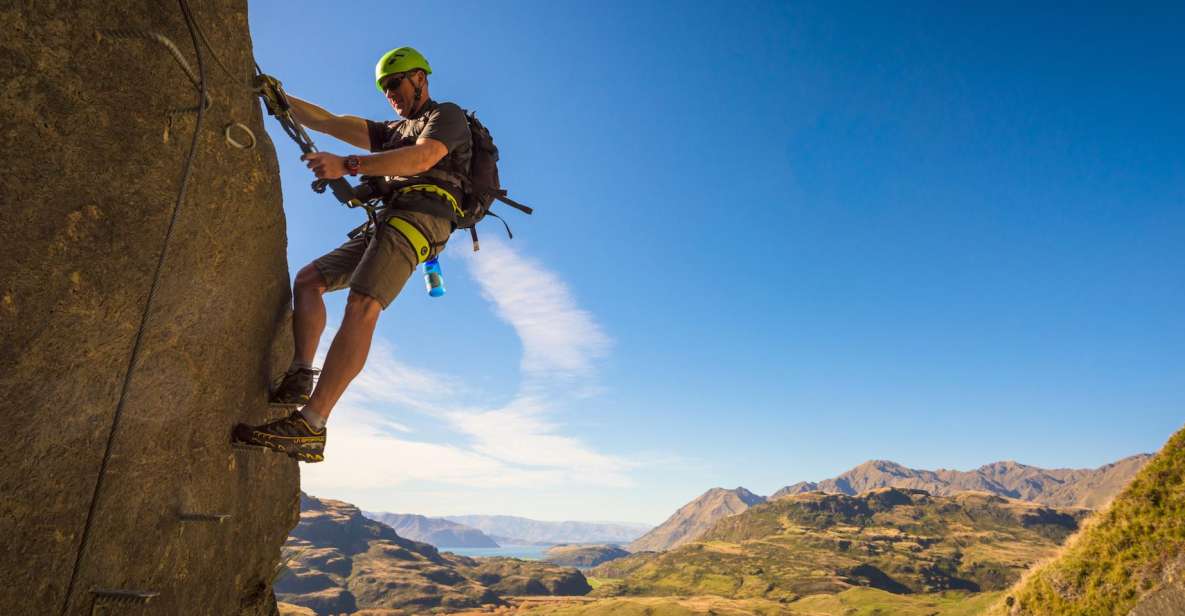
[502,589,1004,615]
[991,425,1185,615]
[794,588,1004,615]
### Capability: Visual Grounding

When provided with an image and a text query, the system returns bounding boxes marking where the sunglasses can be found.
[382,73,408,93]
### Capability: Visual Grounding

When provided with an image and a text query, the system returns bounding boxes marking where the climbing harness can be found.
[387,217,432,263]
[398,183,463,218]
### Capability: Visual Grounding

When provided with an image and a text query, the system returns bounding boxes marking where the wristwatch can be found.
[344,154,360,176]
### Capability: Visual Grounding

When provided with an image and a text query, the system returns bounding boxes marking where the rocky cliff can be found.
[1,2,300,614]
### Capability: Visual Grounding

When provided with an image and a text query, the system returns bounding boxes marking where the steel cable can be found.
[60,0,207,613]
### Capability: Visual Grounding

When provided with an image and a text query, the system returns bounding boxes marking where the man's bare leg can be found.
[302,290,383,424]
[292,264,329,365]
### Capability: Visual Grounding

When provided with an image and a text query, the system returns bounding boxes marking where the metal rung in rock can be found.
[269,402,301,410]
[231,442,276,454]
[179,512,232,523]
[91,588,159,604]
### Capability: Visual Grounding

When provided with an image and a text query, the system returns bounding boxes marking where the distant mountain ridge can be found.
[445,514,651,545]
[597,488,1089,600]
[363,511,499,548]
[627,487,765,553]
[631,456,1150,553]
[773,455,1152,509]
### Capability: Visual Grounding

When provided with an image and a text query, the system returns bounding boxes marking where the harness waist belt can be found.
[387,216,431,263]
[397,183,464,218]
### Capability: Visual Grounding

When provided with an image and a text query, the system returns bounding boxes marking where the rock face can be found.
[1,2,300,614]
[772,456,1151,509]
[627,487,765,553]
[279,494,591,614]
[366,512,500,548]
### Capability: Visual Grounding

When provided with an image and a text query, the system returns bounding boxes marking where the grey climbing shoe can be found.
[233,411,326,463]
[268,367,318,405]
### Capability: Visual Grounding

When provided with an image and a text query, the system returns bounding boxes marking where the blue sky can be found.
[248,1,1184,524]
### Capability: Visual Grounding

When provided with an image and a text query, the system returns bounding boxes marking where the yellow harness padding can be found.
[397,183,464,218]
[387,217,431,263]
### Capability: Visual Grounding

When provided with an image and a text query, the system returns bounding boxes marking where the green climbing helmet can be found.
[375,47,432,92]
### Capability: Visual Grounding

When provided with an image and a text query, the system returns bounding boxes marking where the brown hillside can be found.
[627,487,765,552]
[278,494,591,614]
[596,488,1086,601]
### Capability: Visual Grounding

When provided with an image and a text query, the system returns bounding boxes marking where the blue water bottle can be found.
[423,257,446,298]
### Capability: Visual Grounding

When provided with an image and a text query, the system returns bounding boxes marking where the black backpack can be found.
[457,111,533,250]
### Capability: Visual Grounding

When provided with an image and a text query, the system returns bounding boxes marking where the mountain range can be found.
[595,488,1088,601]
[773,455,1152,508]
[445,514,651,546]
[630,455,1150,553]
[364,511,500,548]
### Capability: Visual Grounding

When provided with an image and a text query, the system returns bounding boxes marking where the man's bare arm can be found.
[302,138,448,180]
[286,95,371,150]
[357,138,447,177]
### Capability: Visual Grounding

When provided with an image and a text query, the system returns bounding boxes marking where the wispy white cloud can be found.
[302,411,568,491]
[444,400,634,487]
[303,239,636,498]
[459,240,610,379]
[317,335,458,417]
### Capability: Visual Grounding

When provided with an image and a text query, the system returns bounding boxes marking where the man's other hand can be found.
[302,152,346,180]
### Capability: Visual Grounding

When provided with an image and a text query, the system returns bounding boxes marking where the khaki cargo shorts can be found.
[312,203,452,309]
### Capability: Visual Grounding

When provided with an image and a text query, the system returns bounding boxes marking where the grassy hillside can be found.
[483,588,1004,615]
[590,488,1085,601]
[991,425,1185,615]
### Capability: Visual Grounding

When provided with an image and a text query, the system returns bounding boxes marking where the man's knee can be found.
[295,264,327,294]
[344,291,383,323]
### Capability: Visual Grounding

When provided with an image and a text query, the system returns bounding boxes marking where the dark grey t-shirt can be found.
[366,99,471,190]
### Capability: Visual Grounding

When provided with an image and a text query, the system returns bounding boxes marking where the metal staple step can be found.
[90,588,159,615]
[179,512,232,523]
[231,442,276,454]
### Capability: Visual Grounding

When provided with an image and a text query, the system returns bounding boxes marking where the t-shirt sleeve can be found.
[420,102,470,153]
[366,119,394,153]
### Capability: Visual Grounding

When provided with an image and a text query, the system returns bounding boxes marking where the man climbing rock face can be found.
[234,47,471,462]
